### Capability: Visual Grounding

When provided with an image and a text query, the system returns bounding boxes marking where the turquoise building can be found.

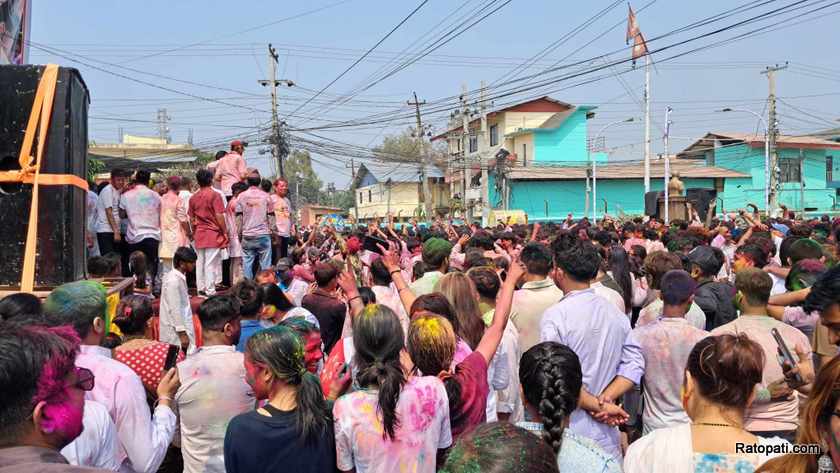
[677,133,840,215]
[435,96,840,222]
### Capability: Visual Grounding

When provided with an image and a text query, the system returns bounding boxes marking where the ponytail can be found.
[295,371,331,444]
[439,372,462,420]
[246,326,331,445]
[519,342,583,453]
[352,304,407,440]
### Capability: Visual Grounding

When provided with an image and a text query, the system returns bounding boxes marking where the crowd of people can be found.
[2,141,840,472]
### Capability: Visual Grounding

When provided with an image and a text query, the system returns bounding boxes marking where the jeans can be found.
[242,235,272,280]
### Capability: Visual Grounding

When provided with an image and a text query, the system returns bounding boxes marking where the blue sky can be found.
[30,0,840,186]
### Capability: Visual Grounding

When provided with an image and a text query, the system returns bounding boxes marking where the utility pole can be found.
[479,80,490,224]
[663,106,673,224]
[644,54,652,192]
[460,83,470,224]
[156,108,170,143]
[259,43,294,178]
[348,157,359,223]
[408,92,433,221]
[762,62,787,213]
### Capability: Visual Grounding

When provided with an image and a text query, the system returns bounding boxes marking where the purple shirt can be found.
[235,187,272,238]
[540,288,644,460]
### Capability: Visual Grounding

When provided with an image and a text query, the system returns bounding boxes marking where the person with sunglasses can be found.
[0,323,111,472]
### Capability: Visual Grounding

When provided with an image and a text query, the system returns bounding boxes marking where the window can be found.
[490,124,498,147]
[469,135,478,153]
[828,156,834,182]
[368,189,372,202]
[358,191,363,204]
[780,159,801,183]
[522,143,527,165]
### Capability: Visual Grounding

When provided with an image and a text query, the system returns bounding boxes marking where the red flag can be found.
[626,5,649,62]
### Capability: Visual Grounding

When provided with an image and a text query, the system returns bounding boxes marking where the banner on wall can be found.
[0,0,31,65]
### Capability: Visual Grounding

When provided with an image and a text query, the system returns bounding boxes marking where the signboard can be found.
[0,0,30,65]
[319,213,346,231]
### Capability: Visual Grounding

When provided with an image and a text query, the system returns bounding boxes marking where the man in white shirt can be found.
[511,242,563,353]
[94,168,128,257]
[61,400,120,471]
[176,295,254,473]
[43,281,180,473]
[160,247,198,354]
[119,170,162,282]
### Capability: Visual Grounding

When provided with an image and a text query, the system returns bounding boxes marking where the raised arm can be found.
[379,243,416,315]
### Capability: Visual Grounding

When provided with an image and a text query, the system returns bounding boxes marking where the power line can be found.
[289,0,431,117]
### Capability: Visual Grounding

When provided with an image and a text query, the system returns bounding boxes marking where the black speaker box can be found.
[644,191,662,218]
[0,65,90,287]
[686,188,718,222]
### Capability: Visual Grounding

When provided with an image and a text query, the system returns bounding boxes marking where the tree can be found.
[372,127,447,166]
[284,149,324,208]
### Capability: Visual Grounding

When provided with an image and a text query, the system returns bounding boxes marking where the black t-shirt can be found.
[302,290,347,353]
[224,407,336,473]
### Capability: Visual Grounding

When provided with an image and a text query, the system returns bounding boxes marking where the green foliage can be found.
[284,150,324,207]
[87,156,106,182]
[372,127,447,166]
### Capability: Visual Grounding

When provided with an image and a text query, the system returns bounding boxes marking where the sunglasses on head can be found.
[72,367,95,392]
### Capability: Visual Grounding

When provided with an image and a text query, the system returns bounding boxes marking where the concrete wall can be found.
[352,180,449,220]
[532,109,590,163]
[489,173,715,220]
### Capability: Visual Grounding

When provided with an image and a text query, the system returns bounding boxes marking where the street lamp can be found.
[589,117,635,221]
[717,107,770,215]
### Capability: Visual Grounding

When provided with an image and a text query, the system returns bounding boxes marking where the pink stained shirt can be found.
[213,152,246,196]
[235,187,272,238]
[159,191,188,259]
[224,195,243,258]
[711,315,812,432]
[119,185,162,244]
[270,194,293,237]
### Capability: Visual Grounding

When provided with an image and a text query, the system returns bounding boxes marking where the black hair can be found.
[519,342,583,454]
[196,169,214,187]
[258,283,295,312]
[358,287,376,305]
[789,239,824,266]
[736,244,769,269]
[352,304,406,440]
[245,325,331,445]
[520,241,552,277]
[0,293,42,321]
[804,265,840,314]
[113,294,154,335]
[87,256,112,278]
[779,236,801,267]
[440,422,559,473]
[215,150,227,160]
[412,261,427,281]
[246,174,261,187]
[554,243,601,282]
[0,323,80,444]
[197,295,241,332]
[134,170,151,186]
[466,232,495,251]
[370,259,392,286]
[231,181,248,195]
[174,246,198,268]
[232,279,262,319]
[111,167,130,178]
[467,266,500,300]
[314,263,338,288]
[608,245,633,313]
[260,178,273,193]
[128,251,148,290]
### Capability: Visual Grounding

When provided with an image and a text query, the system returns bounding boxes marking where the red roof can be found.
[431,96,573,141]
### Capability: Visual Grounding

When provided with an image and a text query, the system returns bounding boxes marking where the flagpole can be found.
[644,54,651,193]
[663,106,673,224]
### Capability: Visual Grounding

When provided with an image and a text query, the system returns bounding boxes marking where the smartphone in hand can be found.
[771,328,804,387]
[163,344,180,371]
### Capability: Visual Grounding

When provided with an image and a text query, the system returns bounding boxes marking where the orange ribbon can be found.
[0,64,89,293]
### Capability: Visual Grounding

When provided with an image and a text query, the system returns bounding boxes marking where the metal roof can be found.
[506,160,749,180]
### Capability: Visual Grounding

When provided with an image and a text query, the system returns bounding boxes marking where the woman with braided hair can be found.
[518,341,621,472]
[223,325,335,473]
[333,304,451,473]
